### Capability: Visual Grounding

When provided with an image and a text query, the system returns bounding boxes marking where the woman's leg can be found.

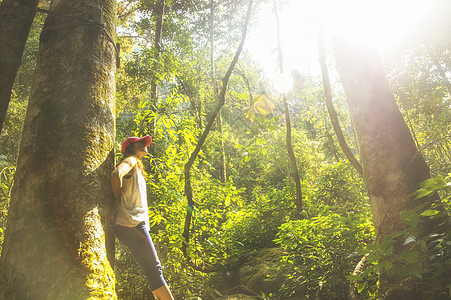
[115,223,173,298]
[152,284,174,300]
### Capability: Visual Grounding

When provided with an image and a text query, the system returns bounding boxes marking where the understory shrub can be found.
[352,175,451,299]
[272,211,374,299]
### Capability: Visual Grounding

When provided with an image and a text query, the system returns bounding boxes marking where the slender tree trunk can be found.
[332,39,431,241]
[210,0,216,95]
[283,97,303,215]
[210,0,227,182]
[148,0,165,155]
[150,0,164,102]
[274,0,302,215]
[182,0,253,268]
[325,129,340,162]
[426,46,451,95]
[318,31,363,176]
[0,0,118,298]
[217,111,227,182]
[0,0,39,134]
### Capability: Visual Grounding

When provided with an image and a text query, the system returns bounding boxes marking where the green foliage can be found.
[0,166,15,254]
[311,161,367,210]
[114,241,152,300]
[352,175,451,299]
[273,210,374,299]
[269,160,371,299]
[111,22,375,295]
[385,7,451,178]
[0,99,27,163]
[222,187,295,252]
[2,0,449,299]
[0,11,43,164]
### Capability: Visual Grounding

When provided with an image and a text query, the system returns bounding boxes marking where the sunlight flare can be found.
[320,0,435,47]
[245,0,436,76]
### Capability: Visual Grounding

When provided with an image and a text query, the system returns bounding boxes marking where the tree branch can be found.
[318,30,363,176]
[181,0,253,271]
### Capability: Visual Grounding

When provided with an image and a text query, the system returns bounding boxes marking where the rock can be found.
[211,248,285,297]
[236,248,285,295]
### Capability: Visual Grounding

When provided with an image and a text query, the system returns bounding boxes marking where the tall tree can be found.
[148,0,165,155]
[0,0,118,298]
[210,0,227,182]
[150,0,164,102]
[333,39,436,299]
[182,0,253,267]
[332,39,432,240]
[274,0,302,215]
[0,0,39,134]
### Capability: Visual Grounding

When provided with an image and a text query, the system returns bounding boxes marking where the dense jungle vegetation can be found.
[0,0,450,299]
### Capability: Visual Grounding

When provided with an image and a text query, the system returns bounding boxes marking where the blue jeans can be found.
[114,222,166,291]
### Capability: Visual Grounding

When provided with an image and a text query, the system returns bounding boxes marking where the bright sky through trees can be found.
[244,0,436,90]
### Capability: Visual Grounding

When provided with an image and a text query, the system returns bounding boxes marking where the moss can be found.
[79,207,117,299]
[82,127,114,174]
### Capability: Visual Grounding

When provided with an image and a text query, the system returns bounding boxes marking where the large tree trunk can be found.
[332,39,431,240]
[0,0,39,134]
[0,0,118,299]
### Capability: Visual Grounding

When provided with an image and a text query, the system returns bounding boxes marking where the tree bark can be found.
[332,39,431,241]
[318,32,363,176]
[217,111,227,182]
[274,0,302,215]
[349,254,369,300]
[0,0,118,298]
[0,0,39,134]
[182,0,253,267]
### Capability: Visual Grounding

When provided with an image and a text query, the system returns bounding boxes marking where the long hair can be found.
[120,145,146,178]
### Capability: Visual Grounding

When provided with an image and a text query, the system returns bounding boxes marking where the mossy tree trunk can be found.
[332,39,431,240]
[0,0,39,134]
[0,0,118,299]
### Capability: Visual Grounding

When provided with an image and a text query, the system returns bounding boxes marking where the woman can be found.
[111,135,174,300]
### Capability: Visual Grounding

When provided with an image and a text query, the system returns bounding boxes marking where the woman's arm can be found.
[110,156,137,200]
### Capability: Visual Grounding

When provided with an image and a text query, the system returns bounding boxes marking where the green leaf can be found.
[400,209,420,227]
[346,274,363,282]
[404,236,416,245]
[358,282,366,293]
[420,209,439,217]
[415,189,432,199]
